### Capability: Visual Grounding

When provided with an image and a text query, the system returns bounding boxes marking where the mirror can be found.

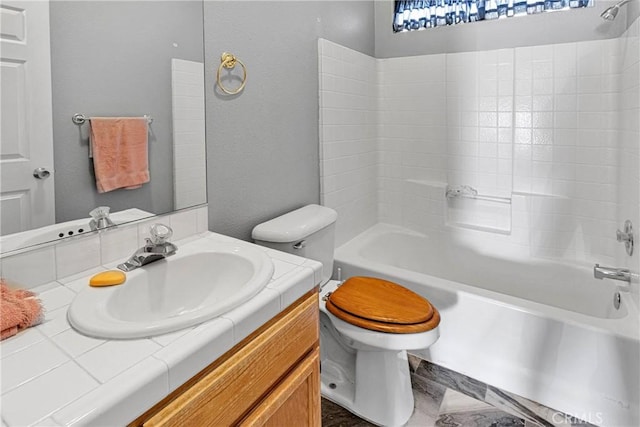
[0,1,206,254]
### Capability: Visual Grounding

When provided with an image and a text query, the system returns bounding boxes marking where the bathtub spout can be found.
[593,264,631,283]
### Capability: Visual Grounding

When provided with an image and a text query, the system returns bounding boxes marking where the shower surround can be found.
[318,14,639,427]
[319,18,639,276]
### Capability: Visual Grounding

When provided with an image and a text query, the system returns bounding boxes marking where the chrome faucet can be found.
[117,224,177,272]
[593,264,631,283]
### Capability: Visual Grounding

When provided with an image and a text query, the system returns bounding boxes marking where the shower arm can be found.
[610,0,634,10]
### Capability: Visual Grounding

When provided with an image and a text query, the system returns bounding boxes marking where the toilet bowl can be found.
[252,205,440,426]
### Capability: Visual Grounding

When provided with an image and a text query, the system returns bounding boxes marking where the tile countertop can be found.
[0,231,322,427]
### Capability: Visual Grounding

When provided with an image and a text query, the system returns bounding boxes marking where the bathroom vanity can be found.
[131,291,319,426]
[0,215,323,426]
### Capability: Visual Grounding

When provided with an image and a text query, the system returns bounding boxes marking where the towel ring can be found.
[217,52,247,95]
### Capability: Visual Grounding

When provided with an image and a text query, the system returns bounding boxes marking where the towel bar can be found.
[72,113,153,125]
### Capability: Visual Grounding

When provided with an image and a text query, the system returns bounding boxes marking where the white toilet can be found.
[252,205,440,426]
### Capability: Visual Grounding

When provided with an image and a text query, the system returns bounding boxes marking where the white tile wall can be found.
[99,225,139,265]
[509,38,622,263]
[171,59,207,210]
[616,17,640,294]
[320,22,639,271]
[446,49,513,199]
[0,205,209,289]
[55,235,101,279]
[319,39,378,246]
[377,54,447,230]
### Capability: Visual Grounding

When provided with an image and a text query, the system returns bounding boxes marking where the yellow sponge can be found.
[89,270,126,287]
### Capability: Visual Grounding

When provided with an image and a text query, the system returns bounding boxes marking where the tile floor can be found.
[321,356,596,427]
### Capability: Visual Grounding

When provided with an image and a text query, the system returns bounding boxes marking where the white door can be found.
[0,0,55,236]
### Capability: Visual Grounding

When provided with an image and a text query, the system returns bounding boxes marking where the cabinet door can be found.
[141,293,318,427]
[240,347,320,427]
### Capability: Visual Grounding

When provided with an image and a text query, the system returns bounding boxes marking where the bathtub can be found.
[334,223,639,427]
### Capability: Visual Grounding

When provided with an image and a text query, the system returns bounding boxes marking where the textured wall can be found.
[204,1,375,241]
[50,1,203,223]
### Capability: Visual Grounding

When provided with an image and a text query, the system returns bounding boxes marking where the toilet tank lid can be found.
[252,204,337,243]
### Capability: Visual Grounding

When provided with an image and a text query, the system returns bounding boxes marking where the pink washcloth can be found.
[1,279,43,340]
[90,117,150,193]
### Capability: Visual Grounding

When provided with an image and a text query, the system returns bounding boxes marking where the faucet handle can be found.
[89,206,115,230]
[149,223,173,245]
[616,220,634,256]
[89,206,111,220]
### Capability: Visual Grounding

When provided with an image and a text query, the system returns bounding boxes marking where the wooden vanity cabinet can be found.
[130,290,320,427]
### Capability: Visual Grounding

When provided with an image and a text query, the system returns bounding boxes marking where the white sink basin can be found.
[68,239,274,339]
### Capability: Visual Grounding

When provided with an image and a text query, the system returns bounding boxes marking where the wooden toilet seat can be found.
[326,276,440,334]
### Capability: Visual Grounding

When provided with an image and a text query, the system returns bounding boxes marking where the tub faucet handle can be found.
[616,220,634,256]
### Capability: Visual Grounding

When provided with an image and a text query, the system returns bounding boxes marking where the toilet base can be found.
[320,348,415,427]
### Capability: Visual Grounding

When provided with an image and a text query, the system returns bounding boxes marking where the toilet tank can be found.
[251,204,337,285]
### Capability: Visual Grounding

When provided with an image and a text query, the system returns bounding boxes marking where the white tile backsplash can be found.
[55,234,101,279]
[168,208,199,241]
[0,246,56,289]
[0,206,208,289]
[99,225,139,265]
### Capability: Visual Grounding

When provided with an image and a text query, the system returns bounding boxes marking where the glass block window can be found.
[393,0,594,32]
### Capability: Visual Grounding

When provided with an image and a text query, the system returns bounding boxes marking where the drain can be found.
[329,383,337,389]
[614,291,621,310]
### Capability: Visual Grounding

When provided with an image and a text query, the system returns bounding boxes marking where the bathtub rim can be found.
[334,223,640,342]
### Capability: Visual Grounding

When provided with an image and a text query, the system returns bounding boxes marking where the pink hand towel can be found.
[1,279,44,340]
[90,117,150,193]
